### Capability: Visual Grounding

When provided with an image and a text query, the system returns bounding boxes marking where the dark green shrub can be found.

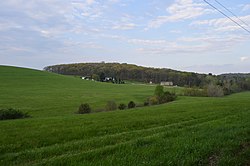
[118,103,126,110]
[78,103,91,114]
[154,85,177,104]
[128,101,136,109]
[159,91,177,103]
[148,96,159,105]
[144,101,149,106]
[0,108,30,120]
[105,101,117,111]
[154,85,164,97]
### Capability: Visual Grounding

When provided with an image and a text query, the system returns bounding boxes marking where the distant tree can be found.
[207,84,224,97]
[105,101,117,111]
[154,85,164,97]
[160,91,177,103]
[128,101,136,109]
[99,72,105,82]
[118,103,126,110]
[78,103,91,114]
[0,108,30,120]
[148,96,158,105]
[43,62,250,90]
[92,74,100,81]
[150,85,177,105]
[241,79,250,90]
[184,87,207,97]
[205,75,217,85]
[44,63,209,87]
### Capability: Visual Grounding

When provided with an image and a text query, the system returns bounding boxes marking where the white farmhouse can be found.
[160,81,173,86]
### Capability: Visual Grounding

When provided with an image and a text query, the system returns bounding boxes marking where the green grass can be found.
[0,65,160,117]
[0,65,249,165]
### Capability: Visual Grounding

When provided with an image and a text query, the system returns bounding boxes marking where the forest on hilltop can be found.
[44,62,206,87]
[44,62,250,93]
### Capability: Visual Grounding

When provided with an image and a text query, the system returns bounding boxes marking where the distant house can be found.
[81,76,91,80]
[104,77,114,82]
[160,81,173,86]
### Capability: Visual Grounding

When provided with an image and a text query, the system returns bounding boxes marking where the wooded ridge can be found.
[44,62,250,90]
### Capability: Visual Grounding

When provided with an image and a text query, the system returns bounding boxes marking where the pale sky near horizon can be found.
[0,0,250,74]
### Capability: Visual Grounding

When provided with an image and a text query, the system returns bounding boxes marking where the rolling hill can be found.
[0,65,249,165]
[0,65,161,117]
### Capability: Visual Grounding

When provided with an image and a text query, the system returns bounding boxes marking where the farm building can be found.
[160,81,173,86]
[81,76,91,80]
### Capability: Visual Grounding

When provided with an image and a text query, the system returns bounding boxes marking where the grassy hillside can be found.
[0,65,168,117]
[0,66,249,165]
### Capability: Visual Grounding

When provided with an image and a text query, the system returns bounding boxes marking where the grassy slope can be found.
[0,66,249,165]
[0,65,163,117]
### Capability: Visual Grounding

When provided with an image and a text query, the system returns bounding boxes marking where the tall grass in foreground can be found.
[0,93,249,165]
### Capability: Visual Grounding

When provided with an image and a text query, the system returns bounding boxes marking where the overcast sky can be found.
[0,0,250,74]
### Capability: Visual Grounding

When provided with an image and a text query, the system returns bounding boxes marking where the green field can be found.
[0,65,162,117]
[0,65,249,165]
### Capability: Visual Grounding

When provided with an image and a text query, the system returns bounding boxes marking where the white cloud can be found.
[86,0,95,5]
[112,23,137,30]
[129,34,247,56]
[0,0,108,57]
[0,0,108,38]
[170,30,182,34]
[240,56,249,62]
[178,35,246,43]
[0,21,23,31]
[242,4,250,11]
[191,15,250,32]
[111,13,138,30]
[148,0,210,28]
[109,0,119,3]
[136,44,209,55]
[128,39,169,45]
[81,42,103,49]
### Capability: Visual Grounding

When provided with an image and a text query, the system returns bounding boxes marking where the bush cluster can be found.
[78,103,91,114]
[146,85,177,106]
[0,108,30,120]
[159,91,176,104]
[118,103,126,110]
[105,101,117,111]
[183,87,207,97]
[77,85,178,114]
[128,101,136,109]
[206,84,224,97]
[77,100,138,114]
[148,96,158,105]
[183,84,226,97]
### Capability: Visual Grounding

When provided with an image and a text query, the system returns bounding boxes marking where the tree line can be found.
[44,62,206,86]
[44,62,250,93]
